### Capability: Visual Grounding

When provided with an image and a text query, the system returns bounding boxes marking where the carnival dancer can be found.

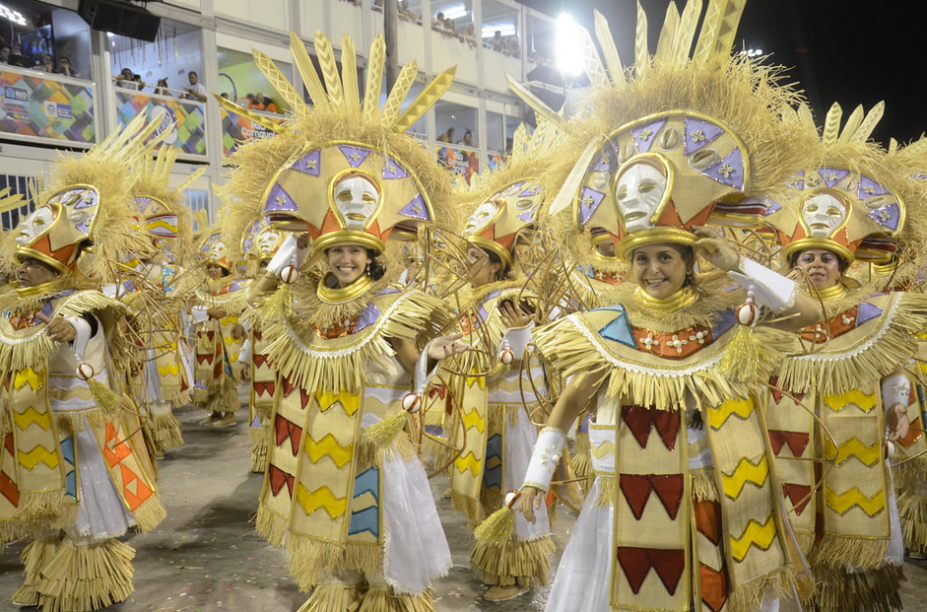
[443,121,559,601]
[191,230,248,428]
[0,118,166,611]
[218,31,461,611]
[763,102,927,612]
[508,4,824,611]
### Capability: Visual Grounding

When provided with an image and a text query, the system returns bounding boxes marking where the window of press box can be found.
[481,0,520,58]
[109,17,203,100]
[0,0,92,79]
[434,99,477,148]
[218,48,293,114]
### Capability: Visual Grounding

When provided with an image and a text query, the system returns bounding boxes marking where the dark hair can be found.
[482,246,510,280]
[630,243,695,285]
[189,71,198,79]
[367,249,386,280]
[788,248,848,273]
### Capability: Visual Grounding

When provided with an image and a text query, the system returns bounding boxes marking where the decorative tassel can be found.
[363,411,408,449]
[473,490,520,548]
[719,323,760,383]
[88,378,123,415]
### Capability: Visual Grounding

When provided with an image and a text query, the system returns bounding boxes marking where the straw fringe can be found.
[469,533,555,587]
[131,495,166,534]
[144,412,184,451]
[32,537,135,612]
[691,469,720,503]
[807,563,905,612]
[357,586,436,612]
[897,484,927,554]
[249,422,269,474]
[287,538,382,592]
[727,567,795,612]
[296,583,359,612]
[11,538,58,606]
[811,535,890,571]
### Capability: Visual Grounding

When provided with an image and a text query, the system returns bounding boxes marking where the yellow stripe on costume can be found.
[721,455,769,499]
[461,407,485,433]
[13,367,44,392]
[729,516,777,562]
[707,397,754,430]
[824,437,881,467]
[18,445,59,469]
[305,433,353,468]
[591,439,616,460]
[13,406,52,430]
[825,485,885,516]
[157,362,180,377]
[455,451,482,476]
[823,389,877,413]
[295,483,348,519]
[315,390,361,416]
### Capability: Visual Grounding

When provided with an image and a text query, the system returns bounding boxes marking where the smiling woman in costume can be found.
[218,31,462,612]
[762,102,927,612]
[507,4,823,611]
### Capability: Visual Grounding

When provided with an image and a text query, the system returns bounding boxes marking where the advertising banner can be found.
[221,106,282,157]
[115,90,206,158]
[438,146,480,185]
[0,69,95,145]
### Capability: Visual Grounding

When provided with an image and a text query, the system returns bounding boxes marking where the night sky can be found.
[520,0,927,146]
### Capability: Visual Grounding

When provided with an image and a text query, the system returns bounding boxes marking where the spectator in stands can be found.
[443,17,457,35]
[251,92,267,110]
[463,25,476,48]
[263,94,278,113]
[220,92,230,100]
[40,54,55,73]
[437,127,455,143]
[457,129,473,146]
[398,0,417,21]
[245,93,255,107]
[154,78,170,96]
[57,56,78,78]
[506,36,520,57]
[0,45,10,64]
[432,12,446,30]
[182,71,207,102]
[132,74,146,90]
[490,30,504,51]
[114,67,141,90]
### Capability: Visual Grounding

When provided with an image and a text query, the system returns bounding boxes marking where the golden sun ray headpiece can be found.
[766,102,918,265]
[460,118,565,270]
[216,30,458,270]
[514,1,810,263]
[13,115,162,278]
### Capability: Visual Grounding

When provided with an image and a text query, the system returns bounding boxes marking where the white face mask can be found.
[802,192,847,238]
[16,206,56,246]
[257,230,281,257]
[209,240,228,262]
[615,162,667,233]
[333,175,380,231]
[464,201,499,237]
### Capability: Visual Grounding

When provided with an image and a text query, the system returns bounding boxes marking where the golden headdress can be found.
[884,134,927,269]
[130,146,203,266]
[517,3,808,264]
[216,30,459,288]
[197,228,235,272]
[765,103,920,265]
[12,116,160,281]
[459,118,565,272]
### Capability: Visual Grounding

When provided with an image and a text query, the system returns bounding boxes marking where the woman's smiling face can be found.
[629,243,689,300]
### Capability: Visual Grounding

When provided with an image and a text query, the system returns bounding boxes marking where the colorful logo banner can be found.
[438,146,480,185]
[115,90,206,157]
[0,69,95,144]
[221,106,282,157]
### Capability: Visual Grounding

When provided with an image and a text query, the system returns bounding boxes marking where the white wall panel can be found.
[216,0,289,32]
[429,31,477,85]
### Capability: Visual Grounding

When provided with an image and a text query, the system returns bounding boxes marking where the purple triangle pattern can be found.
[632,119,667,153]
[354,303,381,332]
[858,174,887,199]
[592,144,614,172]
[856,301,883,326]
[520,182,542,197]
[703,147,745,189]
[295,149,321,176]
[766,199,782,215]
[578,187,606,226]
[867,202,901,232]
[135,197,151,212]
[518,208,535,222]
[72,189,97,209]
[383,156,409,180]
[338,145,371,168]
[787,171,805,191]
[683,117,724,155]
[819,167,850,188]
[263,183,298,212]
[398,194,430,221]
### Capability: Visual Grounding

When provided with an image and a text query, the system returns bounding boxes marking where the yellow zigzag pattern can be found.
[708,397,754,430]
[824,437,881,467]
[729,515,777,562]
[305,433,353,468]
[824,389,876,413]
[722,455,769,499]
[14,367,44,392]
[455,451,482,476]
[157,362,180,377]
[18,445,59,470]
[461,407,485,433]
[13,407,51,431]
[591,440,616,460]
[826,485,885,516]
[315,389,360,416]
[295,484,347,519]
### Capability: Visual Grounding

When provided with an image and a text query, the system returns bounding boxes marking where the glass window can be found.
[434,99,477,148]
[0,0,92,79]
[431,0,473,45]
[486,109,504,152]
[481,0,519,58]
[381,0,424,25]
[110,17,203,99]
[526,14,556,69]
[218,48,292,114]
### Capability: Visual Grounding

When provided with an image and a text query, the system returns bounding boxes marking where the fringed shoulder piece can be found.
[195,277,249,313]
[778,291,927,395]
[0,290,126,372]
[261,289,445,394]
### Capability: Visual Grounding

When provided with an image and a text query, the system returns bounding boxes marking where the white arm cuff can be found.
[63,316,93,360]
[190,305,209,323]
[728,257,798,312]
[523,427,566,493]
[501,325,533,359]
[266,234,298,275]
[413,340,441,394]
[881,372,911,411]
[238,338,253,364]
